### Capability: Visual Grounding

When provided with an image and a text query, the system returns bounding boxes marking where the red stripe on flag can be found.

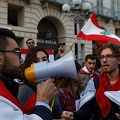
[77,32,120,44]
[91,13,103,29]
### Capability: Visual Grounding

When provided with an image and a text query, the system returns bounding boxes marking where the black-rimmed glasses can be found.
[99,54,116,61]
[28,42,34,44]
[0,49,21,59]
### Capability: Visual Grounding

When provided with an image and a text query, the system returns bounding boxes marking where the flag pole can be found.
[76,23,83,65]
[62,1,91,66]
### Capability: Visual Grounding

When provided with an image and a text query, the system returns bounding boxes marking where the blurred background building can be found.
[0,0,120,62]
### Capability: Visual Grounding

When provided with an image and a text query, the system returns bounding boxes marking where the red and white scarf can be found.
[96,71,120,117]
[81,66,99,79]
[0,80,23,110]
[0,80,36,114]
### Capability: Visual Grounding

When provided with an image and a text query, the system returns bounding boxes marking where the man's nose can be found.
[90,64,94,67]
[102,56,108,61]
[20,57,24,64]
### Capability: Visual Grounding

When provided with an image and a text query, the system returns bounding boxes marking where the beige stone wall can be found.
[0,0,39,48]
[0,0,119,59]
[0,1,7,25]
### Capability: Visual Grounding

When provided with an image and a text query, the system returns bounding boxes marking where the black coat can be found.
[74,97,120,120]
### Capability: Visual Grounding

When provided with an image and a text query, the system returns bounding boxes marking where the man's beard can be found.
[1,56,22,79]
[103,65,117,74]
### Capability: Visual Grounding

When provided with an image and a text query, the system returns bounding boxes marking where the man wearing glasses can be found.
[62,43,120,120]
[0,29,57,120]
[26,38,35,49]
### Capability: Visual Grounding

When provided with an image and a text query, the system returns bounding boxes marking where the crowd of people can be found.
[62,43,120,120]
[0,28,120,120]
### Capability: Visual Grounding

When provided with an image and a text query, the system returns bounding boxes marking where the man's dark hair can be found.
[95,58,101,70]
[97,43,120,58]
[57,43,65,48]
[0,29,16,50]
[85,54,96,62]
[75,60,82,73]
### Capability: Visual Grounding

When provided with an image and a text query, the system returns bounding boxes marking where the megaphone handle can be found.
[50,99,55,112]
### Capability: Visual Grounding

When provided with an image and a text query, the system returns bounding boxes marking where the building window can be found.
[8,4,24,27]
[113,0,119,19]
[97,0,103,15]
[16,37,24,48]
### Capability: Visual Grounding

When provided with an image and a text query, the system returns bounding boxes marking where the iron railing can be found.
[41,0,70,5]
[40,0,120,20]
[90,5,120,20]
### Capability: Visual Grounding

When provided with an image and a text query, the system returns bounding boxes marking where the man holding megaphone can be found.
[0,29,57,120]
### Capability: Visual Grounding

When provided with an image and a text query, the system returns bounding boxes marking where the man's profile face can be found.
[27,39,35,49]
[85,59,96,72]
[1,37,22,79]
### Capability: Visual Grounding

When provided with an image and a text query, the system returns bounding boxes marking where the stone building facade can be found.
[0,0,120,61]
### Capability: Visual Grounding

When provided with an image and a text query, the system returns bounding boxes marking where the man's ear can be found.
[0,53,4,66]
[118,59,120,68]
[84,62,86,66]
[58,48,60,51]
[118,58,120,64]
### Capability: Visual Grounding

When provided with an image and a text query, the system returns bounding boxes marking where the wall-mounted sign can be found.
[37,39,57,44]
[37,39,58,50]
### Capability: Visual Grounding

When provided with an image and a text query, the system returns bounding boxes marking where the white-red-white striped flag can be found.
[77,12,120,44]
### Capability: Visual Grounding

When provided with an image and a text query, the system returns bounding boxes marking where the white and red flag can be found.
[77,12,120,44]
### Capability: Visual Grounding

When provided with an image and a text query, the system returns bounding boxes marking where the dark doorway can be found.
[37,18,58,51]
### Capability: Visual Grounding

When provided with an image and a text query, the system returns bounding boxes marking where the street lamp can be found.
[62,0,91,65]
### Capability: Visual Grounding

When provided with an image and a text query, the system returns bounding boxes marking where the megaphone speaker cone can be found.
[25,51,77,83]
